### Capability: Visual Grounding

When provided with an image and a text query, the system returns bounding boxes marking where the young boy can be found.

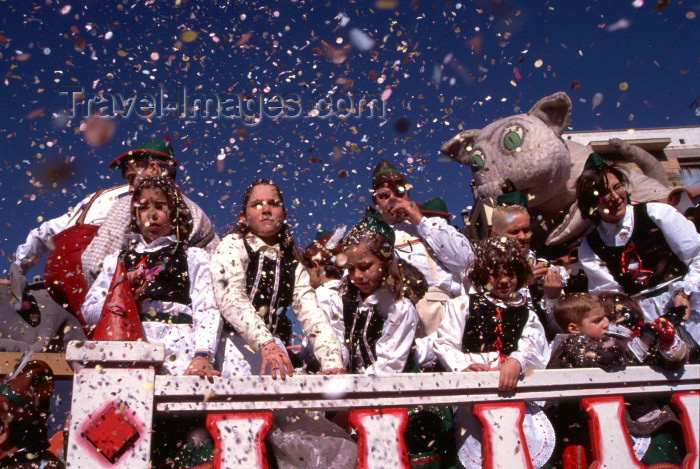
[550,293,687,369]
[548,293,687,468]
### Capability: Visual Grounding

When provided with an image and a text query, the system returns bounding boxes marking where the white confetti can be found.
[349,28,375,51]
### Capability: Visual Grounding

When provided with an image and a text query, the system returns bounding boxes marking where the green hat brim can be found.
[109,139,177,169]
[496,191,528,207]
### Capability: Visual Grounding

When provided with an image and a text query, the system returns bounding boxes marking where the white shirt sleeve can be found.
[15,186,129,271]
[14,194,92,268]
[415,216,475,275]
[316,284,349,366]
[364,297,418,375]
[292,265,345,370]
[646,202,700,297]
[187,247,222,355]
[81,250,119,325]
[210,235,277,351]
[509,309,551,371]
[433,295,471,372]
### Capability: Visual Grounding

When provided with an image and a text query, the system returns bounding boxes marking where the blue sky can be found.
[1,0,698,277]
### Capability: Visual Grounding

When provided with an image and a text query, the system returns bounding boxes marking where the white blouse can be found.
[82,234,222,375]
[579,203,700,324]
[391,216,474,296]
[210,232,344,370]
[327,287,418,375]
[433,292,550,373]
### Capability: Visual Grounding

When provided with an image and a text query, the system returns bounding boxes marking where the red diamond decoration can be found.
[82,401,141,463]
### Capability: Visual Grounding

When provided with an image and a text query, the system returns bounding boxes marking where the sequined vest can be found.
[119,242,190,305]
[343,295,387,373]
[586,204,687,295]
[462,294,529,360]
[244,241,296,344]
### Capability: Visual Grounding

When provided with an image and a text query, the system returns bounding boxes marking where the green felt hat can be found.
[372,158,404,181]
[420,198,451,217]
[350,207,395,247]
[109,138,177,169]
[496,191,528,207]
[583,152,607,171]
[315,229,333,241]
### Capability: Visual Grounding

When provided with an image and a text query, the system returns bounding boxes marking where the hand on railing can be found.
[185,356,221,377]
[495,358,522,392]
[461,359,522,392]
[261,341,294,380]
[321,367,346,375]
[463,363,489,372]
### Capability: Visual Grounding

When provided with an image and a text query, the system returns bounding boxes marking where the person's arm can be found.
[364,298,418,375]
[184,247,222,377]
[292,265,345,370]
[509,309,550,372]
[433,295,471,371]
[318,286,349,366]
[647,203,700,301]
[81,251,119,325]
[578,237,624,294]
[415,216,475,274]
[14,194,93,272]
[187,247,223,358]
[210,235,276,351]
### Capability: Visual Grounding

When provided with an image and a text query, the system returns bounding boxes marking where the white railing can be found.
[64,341,700,469]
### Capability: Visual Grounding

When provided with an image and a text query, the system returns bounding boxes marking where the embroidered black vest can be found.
[120,242,191,305]
[343,295,387,373]
[462,294,529,359]
[586,204,688,295]
[244,241,296,344]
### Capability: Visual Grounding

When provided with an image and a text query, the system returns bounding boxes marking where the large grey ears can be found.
[440,129,480,165]
[528,91,572,136]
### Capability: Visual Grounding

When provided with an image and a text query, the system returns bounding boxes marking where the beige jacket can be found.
[210,232,343,370]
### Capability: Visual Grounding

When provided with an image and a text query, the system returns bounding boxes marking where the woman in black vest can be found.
[211,179,345,379]
[575,154,700,342]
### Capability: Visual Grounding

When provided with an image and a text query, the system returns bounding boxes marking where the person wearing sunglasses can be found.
[575,153,700,342]
[370,159,474,342]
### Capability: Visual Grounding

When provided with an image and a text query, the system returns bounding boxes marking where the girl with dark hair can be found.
[434,237,545,388]
[82,176,233,377]
[211,179,345,379]
[327,208,427,374]
[433,237,554,469]
[575,156,700,342]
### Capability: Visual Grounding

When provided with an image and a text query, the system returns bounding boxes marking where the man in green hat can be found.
[420,197,453,224]
[7,139,169,324]
[490,193,566,338]
[7,138,218,323]
[82,139,219,285]
[107,138,178,188]
[370,159,474,339]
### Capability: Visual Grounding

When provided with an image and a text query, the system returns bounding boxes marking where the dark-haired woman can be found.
[210,179,345,379]
[576,161,700,341]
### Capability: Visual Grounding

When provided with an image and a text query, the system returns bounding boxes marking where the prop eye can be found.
[470,150,485,172]
[503,126,524,150]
